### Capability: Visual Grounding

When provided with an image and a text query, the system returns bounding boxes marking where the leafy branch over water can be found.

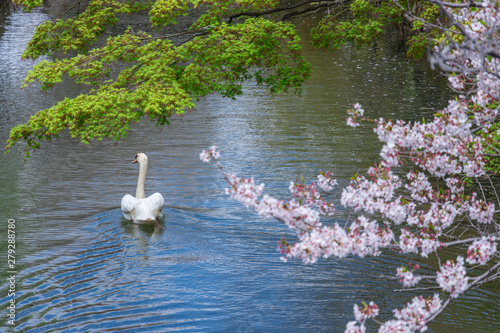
[6,0,447,157]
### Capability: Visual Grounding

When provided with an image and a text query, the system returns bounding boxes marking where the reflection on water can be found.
[1,6,499,333]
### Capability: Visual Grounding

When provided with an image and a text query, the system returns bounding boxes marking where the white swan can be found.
[121,153,164,227]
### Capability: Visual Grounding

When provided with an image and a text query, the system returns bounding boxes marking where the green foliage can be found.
[406,33,428,60]
[12,0,43,13]
[191,0,276,29]
[462,102,500,175]
[7,0,462,157]
[405,2,441,60]
[22,0,150,60]
[482,120,500,175]
[182,19,310,96]
[7,0,310,156]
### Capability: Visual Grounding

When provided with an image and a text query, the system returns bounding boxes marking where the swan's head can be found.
[133,153,148,164]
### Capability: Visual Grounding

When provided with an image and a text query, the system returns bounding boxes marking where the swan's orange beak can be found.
[132,159,137,164]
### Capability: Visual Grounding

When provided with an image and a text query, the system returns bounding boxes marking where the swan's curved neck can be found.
[136,160,147,199]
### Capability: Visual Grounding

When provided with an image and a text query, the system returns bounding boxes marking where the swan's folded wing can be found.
[121,194,141,215]
[147,192,165,212]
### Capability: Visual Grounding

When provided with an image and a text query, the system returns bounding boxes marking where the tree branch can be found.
[441,237,486,247]
[281,0,345,21]
[227,0,349,24]
[426,296,453,323]
[429,0,485,8]
[470,260,500,287]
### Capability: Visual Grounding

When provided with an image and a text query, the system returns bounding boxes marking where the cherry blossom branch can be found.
[469,259,500,287]
[424,296,453,324]
[393,286,441,292]
[425,260,500,324]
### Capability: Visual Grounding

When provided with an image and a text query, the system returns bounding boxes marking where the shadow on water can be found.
[120,218,165,239]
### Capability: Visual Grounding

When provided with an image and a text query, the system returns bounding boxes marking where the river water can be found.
[0,5,499,333]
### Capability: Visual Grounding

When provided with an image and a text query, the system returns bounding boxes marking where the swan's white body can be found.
[121,153,164,224]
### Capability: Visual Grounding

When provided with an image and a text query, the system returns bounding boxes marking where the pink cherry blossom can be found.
[392,294,442,332]
[347,117,360,128]
[396,264,422,288]
[378,320,410,333]
[466,237,498,265]
[345,321,366,333]
[354,301,379,324]
[199,145,220,162]
[317,171,338,192]
[347,103,365,128]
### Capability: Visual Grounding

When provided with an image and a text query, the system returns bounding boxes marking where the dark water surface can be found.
[1,7,499,333]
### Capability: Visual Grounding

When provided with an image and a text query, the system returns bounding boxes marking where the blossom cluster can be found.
[466,237,498,265]
[439,0,500,116]
[283,215,394,263]
[396,264,422,288]
[200,1,500,330]
[379,294,442,332]
[317,170,338,192]
[347,103,365,128]
[436,256,469,298]
[373,100,485,178]
[224,173,265,208]
[345,301,379,333]
[354,301,379,324]
[199,145,221,163]
[290,177,336,216]
[347,295,441,333]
